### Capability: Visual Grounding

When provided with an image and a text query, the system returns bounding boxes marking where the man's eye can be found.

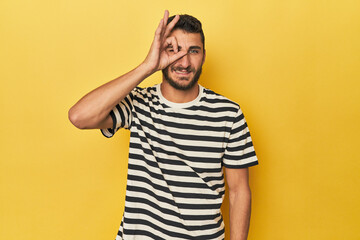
[189,49,199,54]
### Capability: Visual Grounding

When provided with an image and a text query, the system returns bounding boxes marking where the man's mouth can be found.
[172,67,193,76]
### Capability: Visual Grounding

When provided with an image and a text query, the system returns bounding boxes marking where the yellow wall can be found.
[1,0,359,239]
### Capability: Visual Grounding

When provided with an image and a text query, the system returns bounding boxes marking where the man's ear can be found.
[202,49,206,64]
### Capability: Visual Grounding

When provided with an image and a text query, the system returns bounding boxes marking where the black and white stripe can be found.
[102,84,258,240]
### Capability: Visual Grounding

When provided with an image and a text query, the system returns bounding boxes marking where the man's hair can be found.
[167,14,205,49]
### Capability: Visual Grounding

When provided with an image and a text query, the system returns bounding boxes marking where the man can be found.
[69,10,258,240]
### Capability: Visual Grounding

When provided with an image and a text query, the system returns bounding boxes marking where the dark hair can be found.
[167,14,205,49]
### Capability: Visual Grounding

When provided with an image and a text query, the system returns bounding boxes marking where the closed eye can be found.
[166,46,175,53]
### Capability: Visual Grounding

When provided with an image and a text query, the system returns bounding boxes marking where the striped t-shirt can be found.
[101,84,258,240]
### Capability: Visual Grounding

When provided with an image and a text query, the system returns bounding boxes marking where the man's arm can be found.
[225,167,252,240]
[68,10,186,130]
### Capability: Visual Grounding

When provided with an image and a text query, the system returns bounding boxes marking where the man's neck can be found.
[160,81,199,103]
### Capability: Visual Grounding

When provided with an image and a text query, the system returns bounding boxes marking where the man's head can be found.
[167,14,205,52]
[162,14,206,91]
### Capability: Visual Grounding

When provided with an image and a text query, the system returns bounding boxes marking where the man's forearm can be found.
[69,11,184,130]
[229,188,251,240]
[68,62,153,129]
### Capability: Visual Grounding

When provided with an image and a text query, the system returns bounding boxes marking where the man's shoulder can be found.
[201,85,240,110]
[131,85,158,99]
[133,85,157,94]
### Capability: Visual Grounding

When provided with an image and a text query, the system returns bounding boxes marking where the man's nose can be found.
[176,53,191,68]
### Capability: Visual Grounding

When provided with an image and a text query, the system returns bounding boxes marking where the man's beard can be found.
[162,65,202,91]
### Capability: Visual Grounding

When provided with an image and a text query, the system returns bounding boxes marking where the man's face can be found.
[162,29,205,91]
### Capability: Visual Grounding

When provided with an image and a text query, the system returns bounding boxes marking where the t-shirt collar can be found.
[156,83,203,109]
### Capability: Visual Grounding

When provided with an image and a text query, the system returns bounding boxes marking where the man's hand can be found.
[143,10,187,74]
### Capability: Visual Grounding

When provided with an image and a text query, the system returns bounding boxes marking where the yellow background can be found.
[1,0,359,239]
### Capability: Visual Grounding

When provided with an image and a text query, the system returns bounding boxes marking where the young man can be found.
[69,10,258,240]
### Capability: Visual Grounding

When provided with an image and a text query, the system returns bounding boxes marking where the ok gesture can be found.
[143,10,187,73]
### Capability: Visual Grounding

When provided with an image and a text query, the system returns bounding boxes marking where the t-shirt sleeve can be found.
[100,90,135,138]
[223,107,258,168]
